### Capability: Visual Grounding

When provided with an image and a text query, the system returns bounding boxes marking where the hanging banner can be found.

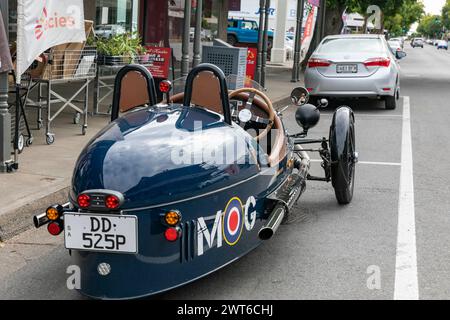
[16,0,86,83]
[300,1,318,64]
[246,48,257,81]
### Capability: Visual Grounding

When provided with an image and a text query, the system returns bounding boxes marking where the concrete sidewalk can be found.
[0,65,303,241]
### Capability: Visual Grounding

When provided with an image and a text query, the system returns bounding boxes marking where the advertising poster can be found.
[145,47,171,79]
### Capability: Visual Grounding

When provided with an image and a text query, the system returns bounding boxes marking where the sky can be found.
[423,0,446,15]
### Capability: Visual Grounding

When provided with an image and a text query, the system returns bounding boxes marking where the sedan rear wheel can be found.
[385,94,397,110]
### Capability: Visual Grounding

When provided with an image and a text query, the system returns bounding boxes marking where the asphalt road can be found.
[1,43,449,300]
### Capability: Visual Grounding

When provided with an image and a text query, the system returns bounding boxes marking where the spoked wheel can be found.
[329,106,357,205]
[17,134,25,154]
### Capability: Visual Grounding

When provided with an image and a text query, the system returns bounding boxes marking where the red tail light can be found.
[47,221,63,236]
[105,195,120,209]
[164,227,181,242]
[159,80,172,93]
[308,58,331,68]
[364,57,391,67]
[77,194,90,208]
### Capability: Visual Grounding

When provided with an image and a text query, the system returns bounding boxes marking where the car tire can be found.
[330,107,356,205]
[227,34,237,46]
[385,94,397,110]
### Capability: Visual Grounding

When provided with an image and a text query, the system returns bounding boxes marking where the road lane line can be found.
[320,113,403,118]
[394,96,419,300]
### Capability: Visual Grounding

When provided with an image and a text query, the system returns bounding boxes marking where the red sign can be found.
[246,48,257,81]
[145,47,171,79]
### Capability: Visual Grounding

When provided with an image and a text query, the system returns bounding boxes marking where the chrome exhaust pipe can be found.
[33,213,49,228]
[258,203,287,240]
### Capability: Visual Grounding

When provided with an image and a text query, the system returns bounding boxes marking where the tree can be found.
[442,0,450,30]
[417,14,444,38]
[324,0,423,36]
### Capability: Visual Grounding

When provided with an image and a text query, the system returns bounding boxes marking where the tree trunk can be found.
[324,5,345,37]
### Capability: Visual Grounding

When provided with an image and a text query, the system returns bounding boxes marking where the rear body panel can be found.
[69,104,293,299]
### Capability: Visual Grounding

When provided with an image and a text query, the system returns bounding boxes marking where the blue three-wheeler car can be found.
[34,63,357,299]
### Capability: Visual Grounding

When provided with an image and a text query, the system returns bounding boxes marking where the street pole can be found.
[193,0,203,67]
[314,0,324,49]
[320,0,326,40]
[255,0,266,84]
[181,0,192,77]
[291,0,304,82]
[261,0,270,88]
[0,0,11,172]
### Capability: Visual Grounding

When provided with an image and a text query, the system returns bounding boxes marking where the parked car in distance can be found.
[426,39,434,45]
[390,37,404,49]
[411,38,424,48]
[305,34,404,110]
[94,24,126,38]
[227,18,274,46]
[388,39,403,54]
[189,27,210,41]
[437,40,448,50]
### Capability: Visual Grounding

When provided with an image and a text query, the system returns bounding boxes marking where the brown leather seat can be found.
[189,71,224,115]
[118,71,150,113]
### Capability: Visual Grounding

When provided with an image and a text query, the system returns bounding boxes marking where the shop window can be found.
[95,0,139,34]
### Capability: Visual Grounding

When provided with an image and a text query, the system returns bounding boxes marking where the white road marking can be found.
[320,113,402,118]
[394,96,418,300]
[310,159,401,166]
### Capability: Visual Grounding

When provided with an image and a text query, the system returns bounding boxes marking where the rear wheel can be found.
[227,34,237,46]
[385,94,397,110]
[330,107,356,205]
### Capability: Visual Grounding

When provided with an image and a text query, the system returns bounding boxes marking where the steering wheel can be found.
[228,87,276,141]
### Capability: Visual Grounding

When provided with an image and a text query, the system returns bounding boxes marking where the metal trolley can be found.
[26,48,97,144]
[8,72,34,154]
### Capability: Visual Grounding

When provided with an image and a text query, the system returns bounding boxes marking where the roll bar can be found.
[183,63,232,125]
[111,64,158,122]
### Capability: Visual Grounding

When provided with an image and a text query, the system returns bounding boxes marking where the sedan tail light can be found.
[308,58,331,68]
[364,57,391,67]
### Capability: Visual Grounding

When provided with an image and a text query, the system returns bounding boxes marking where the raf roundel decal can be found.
[222,197,244,246]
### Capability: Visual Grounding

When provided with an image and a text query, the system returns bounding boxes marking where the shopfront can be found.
[0,0,231,171]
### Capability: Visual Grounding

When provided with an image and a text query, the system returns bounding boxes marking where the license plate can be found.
[337,64,358,73]
[64,213,138,254]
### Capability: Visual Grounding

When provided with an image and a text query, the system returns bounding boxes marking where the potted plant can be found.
[96,32,145,65]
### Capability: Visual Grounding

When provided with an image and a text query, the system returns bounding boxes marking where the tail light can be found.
[76,190,124,210]
[77,194,90,209]
[47,221,63,236]
[308,58,331,68]
[159,80,172,93]
[364,57,391,67]
[164,227,181,242]
[105,195,120,209]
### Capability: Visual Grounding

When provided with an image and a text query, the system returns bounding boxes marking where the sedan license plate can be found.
[337,64,358,73]
[64,213,138,253]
